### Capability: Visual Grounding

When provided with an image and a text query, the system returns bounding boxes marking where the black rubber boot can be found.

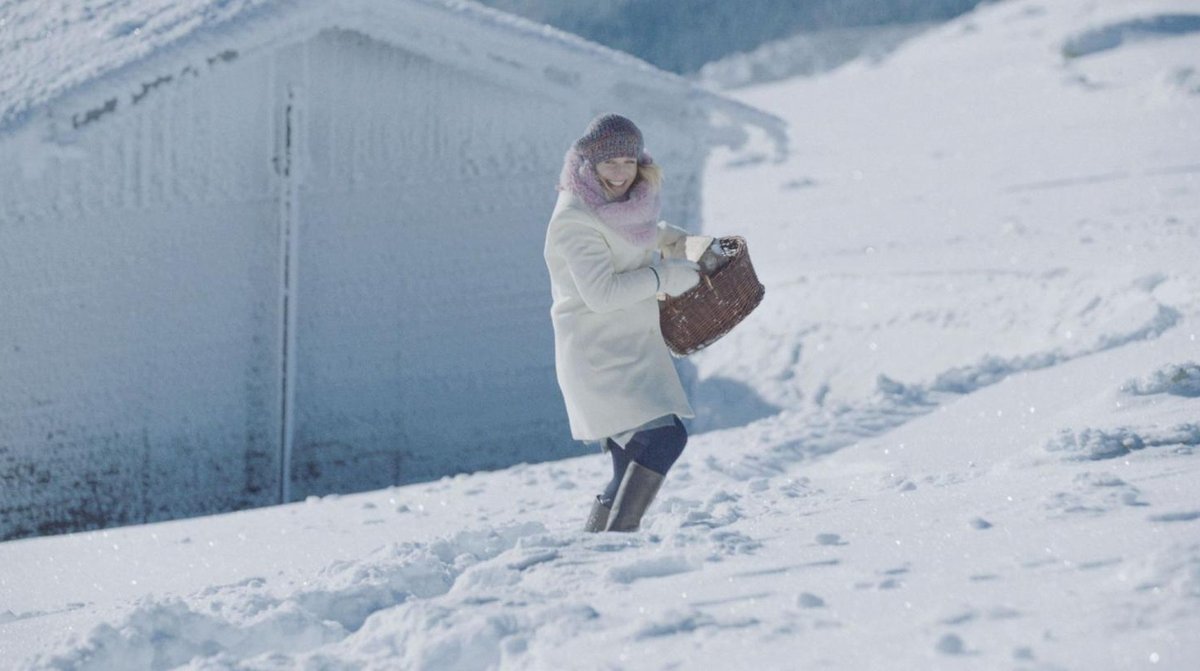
[584,496,611,533]
[605,462,665,532]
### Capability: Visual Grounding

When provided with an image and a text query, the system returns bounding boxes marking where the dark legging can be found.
[600,416,688,506]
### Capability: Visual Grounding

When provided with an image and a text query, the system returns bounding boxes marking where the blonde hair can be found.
[639,162,663,189]
[600,161,663,200]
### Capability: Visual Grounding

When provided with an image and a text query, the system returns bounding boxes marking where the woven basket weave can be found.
[659,236,765,356]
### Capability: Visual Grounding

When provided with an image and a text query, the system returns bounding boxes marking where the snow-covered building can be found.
[0,0,781,539]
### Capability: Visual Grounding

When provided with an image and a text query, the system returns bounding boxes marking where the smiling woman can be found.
[596,156,637,198]
[543,113,700,533]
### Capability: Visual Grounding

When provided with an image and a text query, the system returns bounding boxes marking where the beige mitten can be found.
[658,221,690,259]
[656,259,701,297]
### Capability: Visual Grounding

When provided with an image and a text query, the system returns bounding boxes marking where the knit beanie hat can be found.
[572,114,644,164]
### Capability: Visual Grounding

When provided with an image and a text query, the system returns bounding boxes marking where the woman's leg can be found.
[601,440,631,506]
[601,418,685,507]
[625,417,688,475]
[607,417,688,532]
[585,440,628,532]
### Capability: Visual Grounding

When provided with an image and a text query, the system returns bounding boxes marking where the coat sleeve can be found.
[553,213,658,314]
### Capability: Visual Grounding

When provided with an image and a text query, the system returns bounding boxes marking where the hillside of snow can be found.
[3,0,1200,668]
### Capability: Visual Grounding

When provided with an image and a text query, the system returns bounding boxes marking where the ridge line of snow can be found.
[703,302,1185,482]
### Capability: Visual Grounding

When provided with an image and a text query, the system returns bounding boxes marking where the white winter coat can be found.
[544,190,694,441]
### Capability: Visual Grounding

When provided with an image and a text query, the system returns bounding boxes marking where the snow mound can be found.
[1044,424,1200,461]
[1122,362,1200,397]
[31,523,546,670]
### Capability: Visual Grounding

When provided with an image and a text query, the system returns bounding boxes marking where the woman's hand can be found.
[656,259,701,297]
[657,221,689,258]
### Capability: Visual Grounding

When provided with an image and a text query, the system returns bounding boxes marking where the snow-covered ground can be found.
[3,0,1199,668]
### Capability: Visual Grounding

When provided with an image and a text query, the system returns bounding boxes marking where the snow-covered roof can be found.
[0,0,784,148]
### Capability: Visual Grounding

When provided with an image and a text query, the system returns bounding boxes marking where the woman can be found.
[544,114,701,533]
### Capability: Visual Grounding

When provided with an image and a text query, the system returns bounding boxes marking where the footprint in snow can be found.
[815,533,847,546]
[680,507,740,530]
[705,530,762,559]
[778,478,819,498]
[1077,557,1123,571]
[1148,510,1200,523]
[939,610,978,626]
[796,593,825,608]
[729,559,839,580]
[1043,471,1148,517]
[854,577,903,591]
[672,491,743,531]
[938,606,1019,626]
[607,555,694,584]
[936,633,974,656]
[505,549,559,571]
[581,536,653,554]
[633,609,758,640]
[989,606,1022,620]
[870,565,910,590]
[880,473,916,491]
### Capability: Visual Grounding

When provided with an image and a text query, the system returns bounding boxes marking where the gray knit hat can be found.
[573,114,644,164]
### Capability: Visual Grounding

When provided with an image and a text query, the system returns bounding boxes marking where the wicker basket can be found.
[659,236,765,356]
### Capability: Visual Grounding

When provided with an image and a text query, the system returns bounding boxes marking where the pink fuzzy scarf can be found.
[558,148,660,249]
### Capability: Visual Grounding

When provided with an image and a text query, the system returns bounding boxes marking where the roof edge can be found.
[1,0,787,154]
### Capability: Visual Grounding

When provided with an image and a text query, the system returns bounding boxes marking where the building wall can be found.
[285,30,571,498]
[0,27,711,539]
[0,49,285,539]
